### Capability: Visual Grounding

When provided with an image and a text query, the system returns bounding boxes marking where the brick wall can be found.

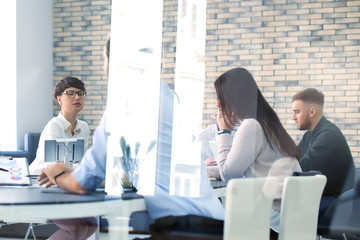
[53,0,360,164]
[161,0,178,89]
[205,0,360,164]
[53,0,179,145]
[53,0,111,144]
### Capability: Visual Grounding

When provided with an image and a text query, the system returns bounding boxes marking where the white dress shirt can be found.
[29,112,89,175]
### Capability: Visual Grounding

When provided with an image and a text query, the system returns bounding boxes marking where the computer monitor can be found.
[44,138,84,167]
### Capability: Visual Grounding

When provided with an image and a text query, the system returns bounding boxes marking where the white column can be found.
[0,2,17,150]
[16,0,53,149]
[0,0,53,151]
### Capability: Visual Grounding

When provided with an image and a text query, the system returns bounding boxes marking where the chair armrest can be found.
[0,150,29,159]
[293,171,322,176]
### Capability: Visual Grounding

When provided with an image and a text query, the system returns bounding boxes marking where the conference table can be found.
[0,180,227,240]
[0,186,146,240]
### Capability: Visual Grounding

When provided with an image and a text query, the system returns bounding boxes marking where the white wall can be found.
[0,2,17,150]
[16,0,53,149]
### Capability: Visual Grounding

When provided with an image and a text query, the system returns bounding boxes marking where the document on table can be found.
[0,157,31,186]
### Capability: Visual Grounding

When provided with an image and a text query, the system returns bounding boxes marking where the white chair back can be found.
[224,177,277,240]
[278,175,327,240]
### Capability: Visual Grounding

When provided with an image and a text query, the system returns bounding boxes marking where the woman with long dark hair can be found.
[213,67,301,232]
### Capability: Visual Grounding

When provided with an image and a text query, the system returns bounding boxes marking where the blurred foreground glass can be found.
[105,0,210,198]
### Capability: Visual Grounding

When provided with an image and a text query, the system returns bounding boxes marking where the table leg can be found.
[105,198,147,240]
[107,215,131,240]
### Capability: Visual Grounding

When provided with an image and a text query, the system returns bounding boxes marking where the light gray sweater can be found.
[212,118,301,210]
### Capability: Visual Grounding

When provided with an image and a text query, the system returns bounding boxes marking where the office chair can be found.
[318,188,360,240]
[277,175,327,240]
[0,132,40,164]
[224,177,277,240]
[317,167,360,240]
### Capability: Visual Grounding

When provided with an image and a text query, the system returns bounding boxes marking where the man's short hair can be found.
[292,88,324,106]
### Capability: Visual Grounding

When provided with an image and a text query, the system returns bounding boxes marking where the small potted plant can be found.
[118,136,156,193]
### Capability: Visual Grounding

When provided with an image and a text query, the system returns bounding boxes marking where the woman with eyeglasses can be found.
[29,76,89,175]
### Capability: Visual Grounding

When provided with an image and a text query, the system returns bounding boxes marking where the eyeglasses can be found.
[62,90,87,98]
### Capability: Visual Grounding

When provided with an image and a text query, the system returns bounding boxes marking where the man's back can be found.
[299,116,355,197]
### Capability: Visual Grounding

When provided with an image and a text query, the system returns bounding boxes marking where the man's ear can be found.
[309,106,317,118]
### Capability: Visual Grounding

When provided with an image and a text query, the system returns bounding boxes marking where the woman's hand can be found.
[216,108,235,130]
[205,157,217,166]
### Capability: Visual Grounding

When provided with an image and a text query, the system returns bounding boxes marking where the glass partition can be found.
[105,0,163,196]
[105,0,211,198]
[105,0,360,200]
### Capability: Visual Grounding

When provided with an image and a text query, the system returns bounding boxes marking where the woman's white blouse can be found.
[29,112,89,174]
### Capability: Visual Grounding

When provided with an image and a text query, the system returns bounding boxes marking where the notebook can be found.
[0,157,31,186]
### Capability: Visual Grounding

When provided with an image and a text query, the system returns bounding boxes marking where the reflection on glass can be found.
[105,0,209,198]
[169,0,208,197]
[105,0,163,196]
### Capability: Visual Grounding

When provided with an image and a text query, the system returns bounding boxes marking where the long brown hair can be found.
[214,67,300,159]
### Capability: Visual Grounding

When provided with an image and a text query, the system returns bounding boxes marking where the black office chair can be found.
[318,167,360,240]
[317,187,360,240]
